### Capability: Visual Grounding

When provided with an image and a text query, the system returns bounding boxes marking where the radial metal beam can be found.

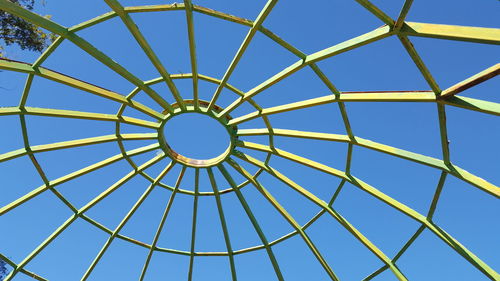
[233,146,499,280]
[0,106,160,129]
[183,0,199,108]
[440,63,500,98]
[139,166,186,281]
[81,161,175,281]
[0,143,160,216]
[353,0,394,26]
[207,168,238,281]
[219,26,393,116]
[228,92,437,125]
[0,58,164,120]
[0,0,175,113]
[187,168,200,281]
[226,159,341,281]
[105,0,185,110]
[208,0,278,110]
[231,153,408,280]
[0,133,157,163]
[400,22,500,45]
[218,164,285,281]
[394,0,414,31]
[3,153,165,281]
[236,138,499,198]
[442,95,500,116]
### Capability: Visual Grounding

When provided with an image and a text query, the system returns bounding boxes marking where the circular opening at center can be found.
[162,113,231,162]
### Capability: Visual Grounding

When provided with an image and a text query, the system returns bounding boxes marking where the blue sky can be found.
[0,0,499,280]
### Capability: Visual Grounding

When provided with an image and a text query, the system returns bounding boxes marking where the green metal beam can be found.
[226,158,341,281]
[139,166,185,281]
[442,95,500,116]
[236,137,499,198]
[0,106,160,129]
[0,58,164,120]
[0,143,160,216]
[394,0,414,31]
[233,144,499,280]
[0,0,175,113]
[218,164,285,281]
[219,26,393,116]
[105,0,186,110]
[208,168,238,281]
[187,168,200,281]
[81,161,175,281]
[183,0,199,109]
[0,133,157,163]
[208,0,278,110]
[3,153,165,281]
[231,153,408,280]
[400,22,500,45]
[228,92,437,125]
[353,0,394,26]
[398,36,441,93]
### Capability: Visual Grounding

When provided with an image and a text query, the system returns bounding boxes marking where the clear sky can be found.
[0,0,499,280]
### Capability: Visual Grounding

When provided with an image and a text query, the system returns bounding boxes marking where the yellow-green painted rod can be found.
[233,148,499,280]
[236,138,499,198]
[0,58,164,119]
[0,133,158,163]
[0,106,160,129]
[400,22,500,45]
[0,0,175,113]
[219,26,393,116]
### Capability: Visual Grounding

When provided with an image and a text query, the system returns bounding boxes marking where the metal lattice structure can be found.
[0,0,499,280]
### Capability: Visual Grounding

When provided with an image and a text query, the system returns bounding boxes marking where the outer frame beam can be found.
[400,22,500,45]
